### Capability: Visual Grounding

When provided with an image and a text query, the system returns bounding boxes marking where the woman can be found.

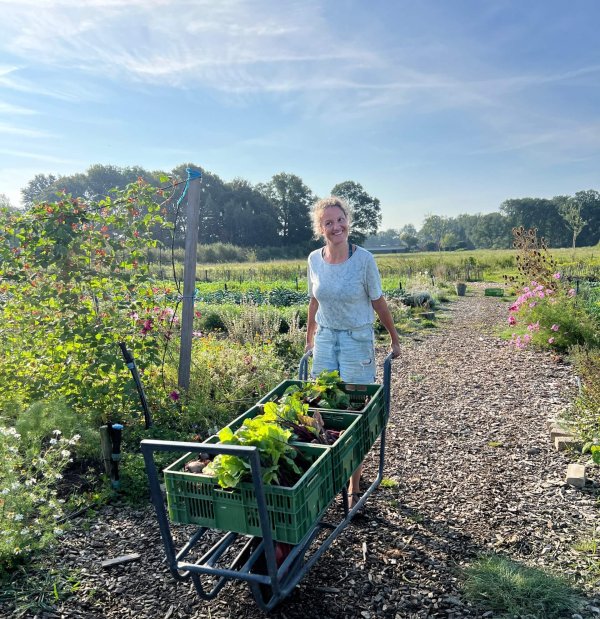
[305,196,400,507]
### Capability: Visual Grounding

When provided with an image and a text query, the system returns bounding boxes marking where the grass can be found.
[380,477,399,488]
[463,554,584,618]
[0,564,82,617]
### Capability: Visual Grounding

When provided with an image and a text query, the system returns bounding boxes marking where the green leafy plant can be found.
[0,425,85,574]
[567,346,600,455]
[297,370,351,409]
[204,416,303,488]
[0,180,172,426]
[507,281,599,352]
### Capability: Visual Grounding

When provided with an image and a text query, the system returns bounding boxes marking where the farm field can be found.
[1,193,598,618]
[149,246,600,290]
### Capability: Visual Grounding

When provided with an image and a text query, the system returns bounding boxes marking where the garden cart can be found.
[141,352,393,612]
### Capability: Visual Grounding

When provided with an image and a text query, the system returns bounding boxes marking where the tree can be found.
[258,173,314,244]
[0,193,16,211]
[573,190,600,247]
[330,181,381,245]
[221,178,279,246]
[21,173,59,208]
[557,196,587,252]
[418,214,448,251]
[500,197,569,247]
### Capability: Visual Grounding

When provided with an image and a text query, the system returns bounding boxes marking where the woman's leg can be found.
[338,327,376,508]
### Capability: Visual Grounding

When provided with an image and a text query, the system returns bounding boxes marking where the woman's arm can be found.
[371,296,401,358]
[305,296,319,352]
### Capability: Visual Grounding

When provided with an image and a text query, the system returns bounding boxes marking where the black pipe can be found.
[119,342,153,429]
[108,422,123,490]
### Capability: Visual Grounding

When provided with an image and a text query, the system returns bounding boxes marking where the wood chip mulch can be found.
[6,290,600,618]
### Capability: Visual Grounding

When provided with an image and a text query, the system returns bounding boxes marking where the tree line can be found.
[5,163,600,253]
[12,164,381,255]
[366,191,600,251]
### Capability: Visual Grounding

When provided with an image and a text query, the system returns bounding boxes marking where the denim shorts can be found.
[311,324,376,384]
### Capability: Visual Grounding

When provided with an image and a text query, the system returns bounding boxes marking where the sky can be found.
[1,0,600,230]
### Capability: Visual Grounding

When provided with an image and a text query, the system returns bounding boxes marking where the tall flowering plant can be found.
[508,274,598,352]
[0,427,83,573]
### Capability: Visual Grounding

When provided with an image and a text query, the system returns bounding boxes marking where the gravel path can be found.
[9,292,600,618]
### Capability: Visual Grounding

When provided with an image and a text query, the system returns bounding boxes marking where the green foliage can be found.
[12,399,99,459]
[145,336,286,439]
[331,180,382,245]
[205,418,301,488]
[0,180,171,426]
[507,283,598,352]
[463,554,583,618]
[567,346,600,450]
[0,424,85,574]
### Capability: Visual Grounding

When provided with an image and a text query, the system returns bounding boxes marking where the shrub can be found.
[0,424,85,574]
[141,336,286,439]
[12,399,99,460]
[220,303,282,345]
[567,346,600,457]
[507,281,599,352]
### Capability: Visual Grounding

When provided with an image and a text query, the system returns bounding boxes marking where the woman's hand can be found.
[304,341,314,353]
[390,341,401,358]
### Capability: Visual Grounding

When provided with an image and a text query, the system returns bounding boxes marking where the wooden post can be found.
[178,170,202,391]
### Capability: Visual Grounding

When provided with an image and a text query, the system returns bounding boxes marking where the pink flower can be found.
[548,337,555,344]
[567,288,576,298]
[508,315,517,326]
[169,390,180,401]
[529,301,537,308]
[192,331,203,338]
[553,272,561,279]
[527,322,540,332]
[551,324,560,332]
[523,333,532,343]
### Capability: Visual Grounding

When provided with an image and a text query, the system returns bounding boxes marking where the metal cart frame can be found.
[141,353,392,612]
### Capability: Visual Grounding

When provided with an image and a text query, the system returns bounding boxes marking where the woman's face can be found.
[320,206,349,245]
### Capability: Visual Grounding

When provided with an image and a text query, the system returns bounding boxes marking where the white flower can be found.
[53,528,63,536]
[11,482,20,490]
[1,488,9,495]
[13,514,24,521]
[49,438,57,445]
[52,430,62,436]
[54,473,63,480]
[69,434,81,444]
[25,478,37,487]
[60,450,70,458]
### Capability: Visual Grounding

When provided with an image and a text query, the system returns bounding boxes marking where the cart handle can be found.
[141,439,281,595]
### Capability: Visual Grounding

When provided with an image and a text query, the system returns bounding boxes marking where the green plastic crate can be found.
[258,379,379,413]
[163,442,334,544]
[307,411,363,495]
[259,379,385,461]
[226,407,363,495]
[484,288,504,297]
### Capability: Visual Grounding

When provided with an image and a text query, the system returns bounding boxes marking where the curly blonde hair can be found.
[311,196,352,239]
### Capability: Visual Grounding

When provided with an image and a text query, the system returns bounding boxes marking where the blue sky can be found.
[1,0,599,230]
